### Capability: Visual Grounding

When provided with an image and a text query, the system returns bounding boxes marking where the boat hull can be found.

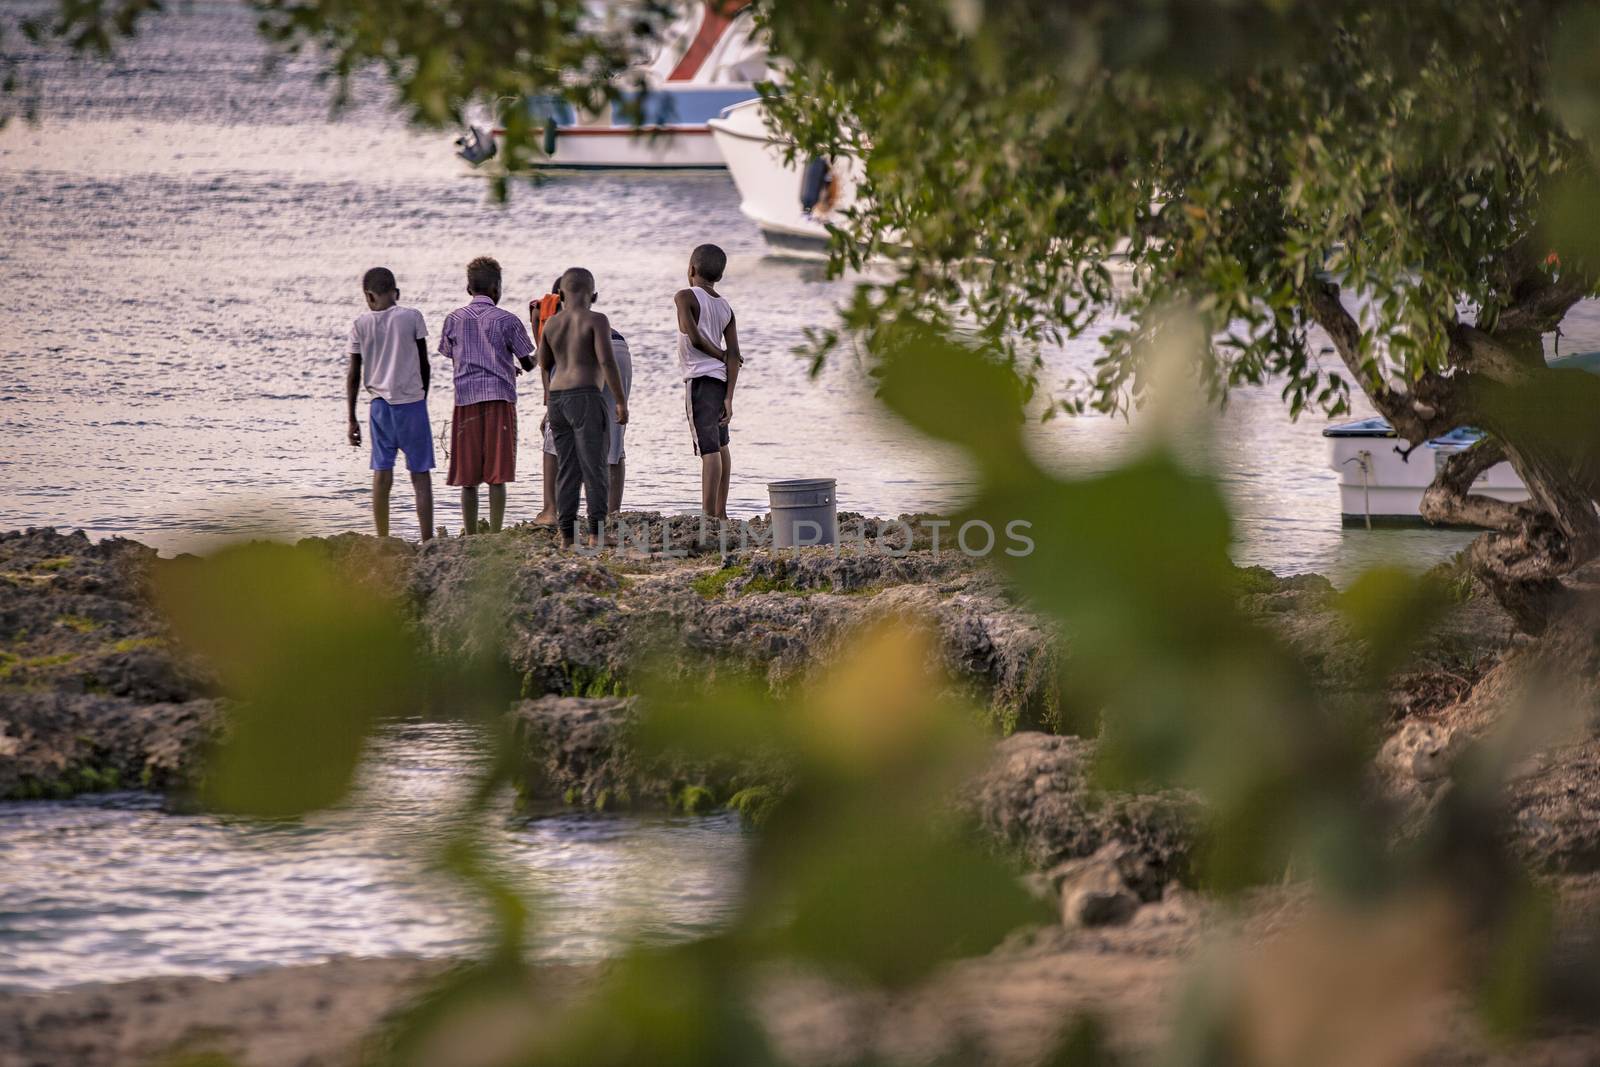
[485,124,731,170]
[534,126,727,170]
[708,99,855,255]
[491,85,763,171]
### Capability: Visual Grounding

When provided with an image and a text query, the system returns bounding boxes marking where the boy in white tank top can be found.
[673,244,742,519]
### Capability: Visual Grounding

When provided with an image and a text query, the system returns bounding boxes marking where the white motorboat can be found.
[707,97,861,255]
[1324,351,1600,526]
[1324,420,1527,526]
[467,2,767,170]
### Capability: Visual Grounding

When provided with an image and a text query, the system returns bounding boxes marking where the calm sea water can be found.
[1,0,1587,993]
[0,722,747,992]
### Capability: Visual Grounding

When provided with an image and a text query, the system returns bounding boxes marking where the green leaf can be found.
[156,543,420,816]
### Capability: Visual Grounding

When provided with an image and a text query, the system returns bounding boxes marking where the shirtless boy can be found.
[535,267,629,547]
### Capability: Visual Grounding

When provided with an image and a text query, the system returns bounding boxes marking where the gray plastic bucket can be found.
[768,478,838,548]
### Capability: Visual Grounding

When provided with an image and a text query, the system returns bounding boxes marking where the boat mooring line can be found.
[1341,450,1374,531]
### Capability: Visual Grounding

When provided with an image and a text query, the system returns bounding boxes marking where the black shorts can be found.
[685,376,730,456]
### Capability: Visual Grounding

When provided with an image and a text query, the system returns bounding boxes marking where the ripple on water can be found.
[0,720,750,992]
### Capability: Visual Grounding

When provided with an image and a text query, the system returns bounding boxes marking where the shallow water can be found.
[0,721,747,992]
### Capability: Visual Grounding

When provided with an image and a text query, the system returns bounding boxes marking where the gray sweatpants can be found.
[549,386,610,540]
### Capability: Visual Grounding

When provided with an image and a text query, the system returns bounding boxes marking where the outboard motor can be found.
[800,156,832,216]
[455,125,498,165]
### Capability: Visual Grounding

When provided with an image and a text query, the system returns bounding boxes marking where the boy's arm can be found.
[438,314,455,363]
[675,288,729,363]
[593,315,628,425]
[509,317,535,374]
[535,326,555,405]
[720,313,741,425]
[346,353,363,446]
[414,311,429,396]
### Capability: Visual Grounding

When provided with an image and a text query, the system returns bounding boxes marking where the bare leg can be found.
[372,470,394,538]
[534,453,558,525]
[410,472,434,541]
[461,486,479,535]
[700,452,723,517]
[717,445,732,520]
[608,457,625,516]
[489,484,507,532]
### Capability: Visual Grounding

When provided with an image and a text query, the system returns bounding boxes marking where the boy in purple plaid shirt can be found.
[438,256,534,533]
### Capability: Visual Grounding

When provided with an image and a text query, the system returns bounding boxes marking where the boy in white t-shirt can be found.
[345,266,435,540]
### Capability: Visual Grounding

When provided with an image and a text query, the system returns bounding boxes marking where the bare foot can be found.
[532,511,558,527]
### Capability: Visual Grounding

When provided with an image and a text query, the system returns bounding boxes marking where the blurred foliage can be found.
[636,625,1050,988]
[145,325,1589,1065]
[17,0,1600,1061]
[156,542,424,815]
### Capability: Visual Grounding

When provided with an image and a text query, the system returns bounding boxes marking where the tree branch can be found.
[1494,272,1591,337]
[1446,323,1540,383]
[1303,277,1463,444]
[1419,438,1523,531]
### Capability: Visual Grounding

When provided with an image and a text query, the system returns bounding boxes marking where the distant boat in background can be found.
[459,2,767,170]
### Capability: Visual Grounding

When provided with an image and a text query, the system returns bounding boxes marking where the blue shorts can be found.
[369,397,435,472]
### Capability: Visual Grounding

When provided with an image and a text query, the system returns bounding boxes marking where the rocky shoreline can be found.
[1,519,1588,877]
[5,520,1600,1064]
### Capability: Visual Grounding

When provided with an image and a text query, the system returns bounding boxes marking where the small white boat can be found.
[471,2,767,170]
[1323,419,1527,526]
[708,97,861,254]
[1324,351,1599,526]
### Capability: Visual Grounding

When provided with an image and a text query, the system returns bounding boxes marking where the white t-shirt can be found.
[603,332,634,407]
[677,286,732,382]
[349,305,428,405]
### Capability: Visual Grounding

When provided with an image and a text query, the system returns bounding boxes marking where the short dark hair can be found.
[690,243,727,282]
[559,266,595,297]
[362,266,397,294]
[466,256,502,295]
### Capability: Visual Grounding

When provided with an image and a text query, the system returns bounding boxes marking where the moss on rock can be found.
[673,783,718,814]
[691,565,746,599]
[727,785,781,827]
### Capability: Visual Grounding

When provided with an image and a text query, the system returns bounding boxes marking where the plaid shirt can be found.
[439,295,533,407]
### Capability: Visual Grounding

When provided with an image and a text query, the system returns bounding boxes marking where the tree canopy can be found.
[762,0,1600,627]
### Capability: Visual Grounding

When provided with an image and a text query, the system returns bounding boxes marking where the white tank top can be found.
[677,286,732,382]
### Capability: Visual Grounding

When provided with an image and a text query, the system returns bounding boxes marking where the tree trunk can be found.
[1306,280,1600,634]
[1452,368,1600,633]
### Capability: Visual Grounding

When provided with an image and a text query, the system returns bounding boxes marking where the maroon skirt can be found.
[447,400,517,486]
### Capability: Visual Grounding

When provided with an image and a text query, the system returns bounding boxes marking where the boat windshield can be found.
[523,96,577,126]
